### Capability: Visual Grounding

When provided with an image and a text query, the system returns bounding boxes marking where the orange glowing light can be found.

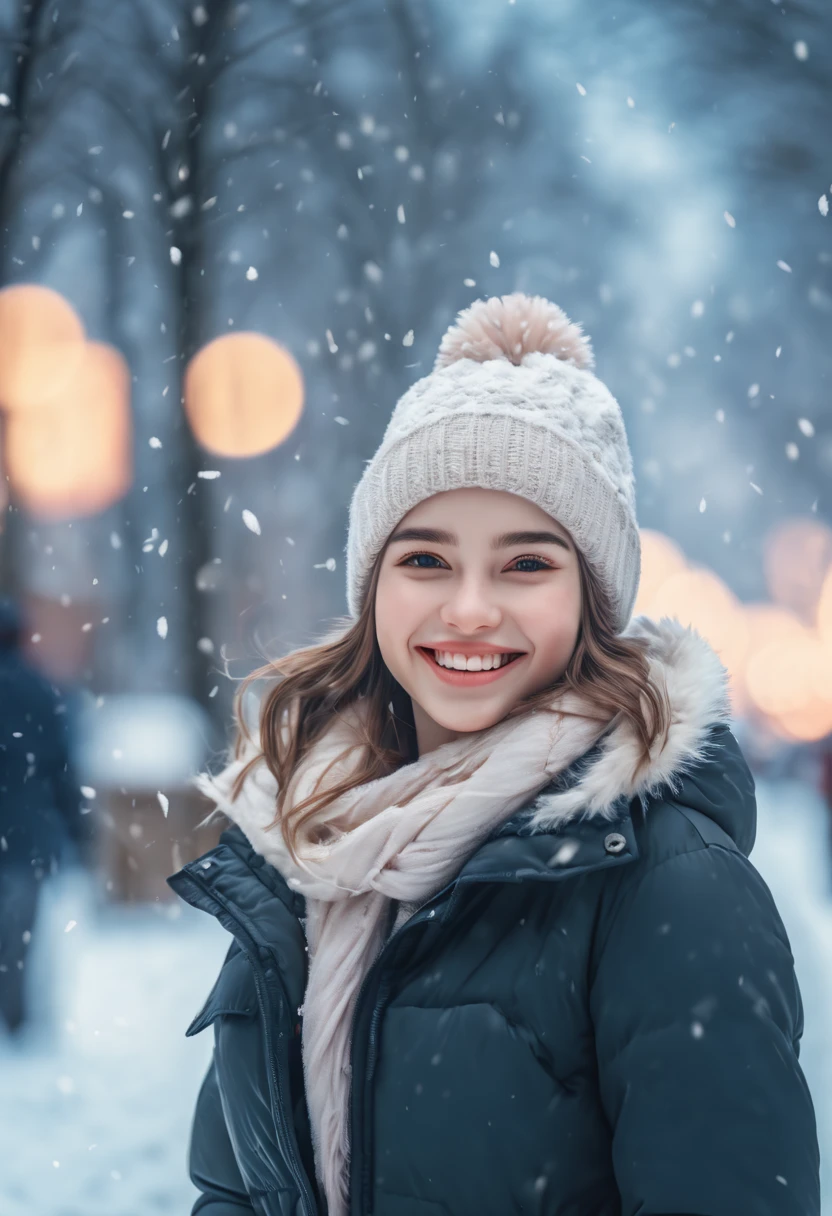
[735,603,803,721]
[633,528,689,616]
[817,567,832,646]
[5,342,132,518]
[740,600,832,742]
[183,332,304,457]
[745,622,821,717]
[763,517,832,625]
[773,703,832,743]
[0,284,86,411]
[643,566,749,708]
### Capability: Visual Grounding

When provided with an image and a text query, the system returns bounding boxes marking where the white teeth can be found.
[432,650,516,671]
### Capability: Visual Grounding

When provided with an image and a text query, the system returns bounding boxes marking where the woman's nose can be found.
[439,579,502,632]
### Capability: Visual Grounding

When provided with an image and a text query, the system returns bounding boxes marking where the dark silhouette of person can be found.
[0,597,92,1035]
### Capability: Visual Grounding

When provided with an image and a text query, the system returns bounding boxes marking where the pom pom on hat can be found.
[434,292,595,372]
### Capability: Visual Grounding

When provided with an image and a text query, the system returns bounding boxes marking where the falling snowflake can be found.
[402,330,414,346]
[489,250,500,268]
[724,211,736,228]
[576,83,587,96]
[81,786,96,799]
[793,40,808,61]
[819,195,829,217]
[170,246,182,265]
[397,204,405,224]
[776,260,792,273]
[246,266,258,281]
[550,840,580,865]
[149,436,162,448]
[157,616,168,639]
[798,418,815,437]
[64,920,77,934]
[158,539,169,557]
[197,469,221,479]
[157,792,170,818]
[242,509,261,535]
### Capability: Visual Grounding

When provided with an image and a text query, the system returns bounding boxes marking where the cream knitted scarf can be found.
[194,615,732,1216]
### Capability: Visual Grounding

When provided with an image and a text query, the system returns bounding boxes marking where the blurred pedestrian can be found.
[0,596,92,1035]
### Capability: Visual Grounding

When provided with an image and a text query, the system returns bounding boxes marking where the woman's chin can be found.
[420,699,511,737]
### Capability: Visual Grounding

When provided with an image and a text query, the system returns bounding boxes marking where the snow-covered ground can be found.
[0,874,228,1216]
[1,777,830,1214]
[751,777,832,1210]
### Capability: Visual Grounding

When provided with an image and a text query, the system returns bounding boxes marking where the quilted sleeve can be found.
[189,1055,256,1215]
[590,842,820,1216]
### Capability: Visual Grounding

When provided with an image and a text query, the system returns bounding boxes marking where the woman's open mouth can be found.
[416,646,526,687]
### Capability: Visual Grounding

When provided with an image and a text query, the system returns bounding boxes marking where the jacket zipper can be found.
[350,870,561,1211]
[254,962,320,1216]
[350,882,459,1216]
[185,867,320,1216]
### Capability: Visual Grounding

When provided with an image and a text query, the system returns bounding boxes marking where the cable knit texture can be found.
[345,293,640,632]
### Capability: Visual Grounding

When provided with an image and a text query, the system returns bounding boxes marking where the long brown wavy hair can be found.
[227,534,672,864]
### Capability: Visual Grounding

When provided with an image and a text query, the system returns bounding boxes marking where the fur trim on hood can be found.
[527,614,733,832]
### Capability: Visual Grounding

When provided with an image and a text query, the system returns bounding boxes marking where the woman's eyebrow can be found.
[387,526,571,552]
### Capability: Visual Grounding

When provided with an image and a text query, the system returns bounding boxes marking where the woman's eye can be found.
[398,552,553,572]
[510,556,553,572]
[400,552,445,569]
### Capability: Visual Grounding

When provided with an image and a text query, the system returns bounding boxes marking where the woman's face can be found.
[375,487,583,755]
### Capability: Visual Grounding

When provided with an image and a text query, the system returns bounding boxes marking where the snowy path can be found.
[0,873,228,1216]
[1,777,830,1214]
[752,778,832,1210]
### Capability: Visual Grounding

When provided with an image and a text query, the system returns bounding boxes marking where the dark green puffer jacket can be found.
[168,721,820,1216]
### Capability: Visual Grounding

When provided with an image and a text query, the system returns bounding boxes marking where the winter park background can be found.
[0,0,831,1212]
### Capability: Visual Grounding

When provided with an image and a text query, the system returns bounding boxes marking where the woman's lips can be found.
[415,646,525,687]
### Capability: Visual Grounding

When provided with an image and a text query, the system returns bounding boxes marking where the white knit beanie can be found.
[345,293,641,633]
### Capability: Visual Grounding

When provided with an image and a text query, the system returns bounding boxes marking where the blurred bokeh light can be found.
[0,285,86,412]
[764,518,832,627]
[4,342,132,519]
[183,332,304,458]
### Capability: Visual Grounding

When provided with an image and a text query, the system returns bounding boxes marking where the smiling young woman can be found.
[170,293,820,1216]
